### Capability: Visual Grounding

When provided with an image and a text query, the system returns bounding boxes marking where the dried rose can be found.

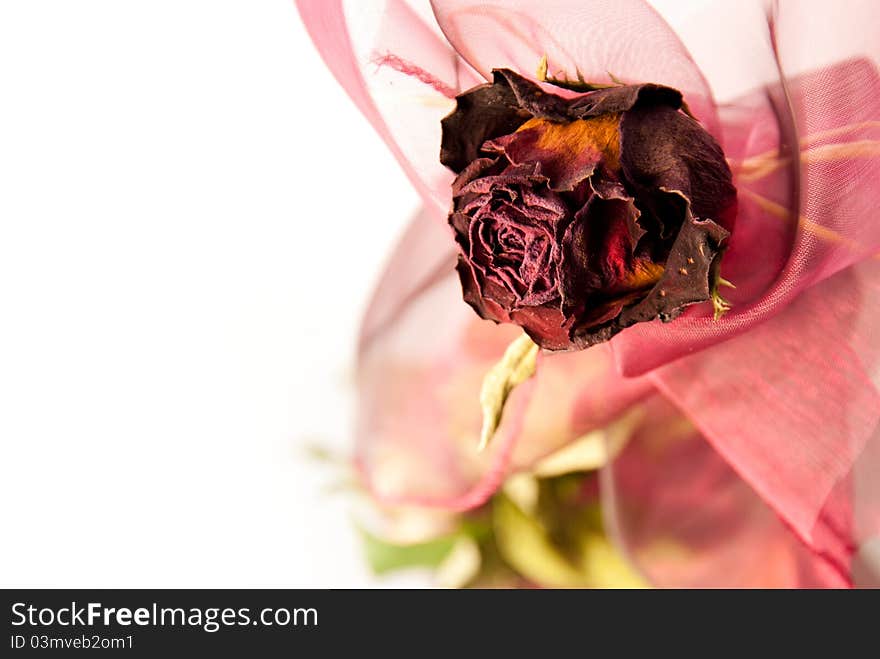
[442,69,737,350]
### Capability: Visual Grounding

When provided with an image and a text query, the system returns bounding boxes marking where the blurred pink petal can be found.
[850,426,880,585]
[296,0,480,216]
[430,0,720,136]
[651,258,880,582]
[601,394,848,587]
[509,342,654,471]
[356,207,652,509]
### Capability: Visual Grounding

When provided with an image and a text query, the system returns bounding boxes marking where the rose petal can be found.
[486,115,616,192]
[620,103,736,233]
[439,74,532,173]
[570,209,729,349]
[560,194,651,313]
[509,304,570,351]
[601,394,848,587]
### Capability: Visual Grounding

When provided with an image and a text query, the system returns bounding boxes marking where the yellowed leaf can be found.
[493,492,648,589]
[492,493,587,587]
[478,333,539,451]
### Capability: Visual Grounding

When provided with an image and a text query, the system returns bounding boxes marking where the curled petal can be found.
[486,114,617,192]
[509,304,570,351]
[620,104,737,233]
[561,195,643,303]
[440,73,531,172]
[601,394,848,587]
[456,255,512,325]
[570,208,729,348]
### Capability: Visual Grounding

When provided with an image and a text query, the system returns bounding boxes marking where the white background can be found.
[0,0,424,587]
[0,0,764,587]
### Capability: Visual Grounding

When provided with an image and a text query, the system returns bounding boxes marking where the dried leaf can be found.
[478,333,539,451]
[493,491,648,588]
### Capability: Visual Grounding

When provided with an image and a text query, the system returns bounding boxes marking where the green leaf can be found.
[478,333,539,451]
[359,528,457,575]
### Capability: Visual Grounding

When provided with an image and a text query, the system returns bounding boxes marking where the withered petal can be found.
[569,208,729,349]
[566,83,682,119]
[510,304,571,351]
[449,211,472,244]
[484,115,619,191]
[559,194,645,314]
[453,161,545,200]
[491,69,683,122]
[620,104,737,234]
[455,256,510,325]
[489,69,572,121]
[440,77,532,173]
[451,157,500,196]
[441,69,686,176]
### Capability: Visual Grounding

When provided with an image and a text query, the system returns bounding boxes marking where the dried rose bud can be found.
[441,69,737,350]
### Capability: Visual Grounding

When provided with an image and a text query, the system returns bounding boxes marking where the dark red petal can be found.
[485,115,619,191]
[491,68,682,121]
[571,207,729,348]
[510,304,571,350]
[454,161,545,199]
[455,256,510,324]
[450,157,500,196]
[559,194,647,312]
[440,77,532,173]
[449,211,472,245]
[441,68,686,177]
[620,104,737,233]
[488,69,574,121]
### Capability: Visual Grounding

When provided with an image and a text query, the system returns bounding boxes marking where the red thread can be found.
[371,52,458,99]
